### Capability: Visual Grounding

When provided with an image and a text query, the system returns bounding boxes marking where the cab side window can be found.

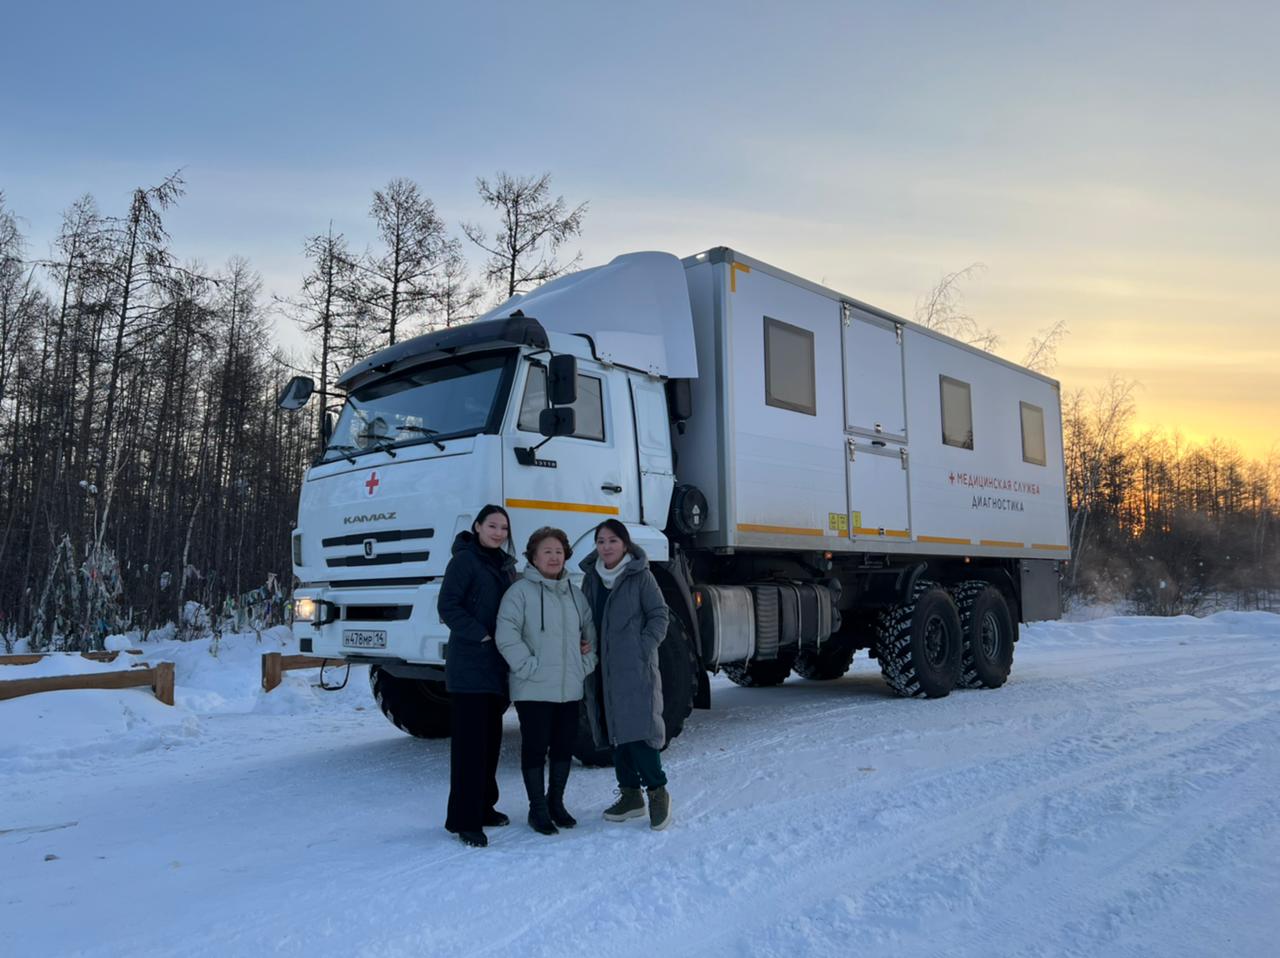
[517,365,607,441]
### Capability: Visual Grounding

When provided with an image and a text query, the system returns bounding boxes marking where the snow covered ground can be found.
[3,613,1278,957]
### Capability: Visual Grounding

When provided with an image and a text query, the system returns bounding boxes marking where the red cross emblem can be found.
[365,472,380,496]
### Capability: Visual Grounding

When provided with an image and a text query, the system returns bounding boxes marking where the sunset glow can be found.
[3,1,1276,459]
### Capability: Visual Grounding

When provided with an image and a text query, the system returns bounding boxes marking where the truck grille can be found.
[323,528,433,568]
[326,551,429,567]
[322,528,434,547]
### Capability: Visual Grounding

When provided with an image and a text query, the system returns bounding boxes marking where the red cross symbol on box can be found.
[365,472,380,496]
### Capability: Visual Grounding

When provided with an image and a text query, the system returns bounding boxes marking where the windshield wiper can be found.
[325,443,359,465]
[356,430,399,458]
[398,424,446,451]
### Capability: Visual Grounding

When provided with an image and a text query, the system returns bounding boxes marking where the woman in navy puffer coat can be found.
[437,504,517,848]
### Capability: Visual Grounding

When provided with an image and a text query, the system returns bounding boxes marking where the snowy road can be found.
[3,613,1279,957]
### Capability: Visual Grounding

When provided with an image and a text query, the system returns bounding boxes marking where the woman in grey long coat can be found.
[579,518,673,831]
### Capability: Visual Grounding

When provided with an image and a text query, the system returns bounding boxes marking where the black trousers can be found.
[445,692,507,833]
[613,740,667,789]
[513,700,579,769]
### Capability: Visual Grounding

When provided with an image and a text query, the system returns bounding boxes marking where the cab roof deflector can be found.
[477,251,698,379]
[336,316,549,391]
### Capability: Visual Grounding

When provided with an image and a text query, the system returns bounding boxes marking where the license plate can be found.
[342,629,387,649]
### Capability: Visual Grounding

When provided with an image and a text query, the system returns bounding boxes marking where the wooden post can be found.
[262,652,283,693]
[152,661,175,706]
[260,653,345,692]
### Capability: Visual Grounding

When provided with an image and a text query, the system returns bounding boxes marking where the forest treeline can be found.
[0,172,585,649]
[0,176,1275,649]
[1064,378,1278,614]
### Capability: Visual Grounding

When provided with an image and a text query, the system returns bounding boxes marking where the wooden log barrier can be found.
[0,661,175,706]
[261,653,344,692]
[0,650,144,666]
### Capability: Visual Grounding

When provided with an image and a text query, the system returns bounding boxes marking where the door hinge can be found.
[841,303,852,328]
[847,437,857,462]
[895,323,903,344]
[899,446,909,470]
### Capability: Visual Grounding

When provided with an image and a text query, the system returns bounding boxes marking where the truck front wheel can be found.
[875,582,962,698]
[369,666,452,738]
[573,612,699,767]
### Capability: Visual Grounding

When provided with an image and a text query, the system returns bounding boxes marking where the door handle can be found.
[601,483,622,494]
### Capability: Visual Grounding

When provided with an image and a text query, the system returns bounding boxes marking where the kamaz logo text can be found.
[344,512,397,525]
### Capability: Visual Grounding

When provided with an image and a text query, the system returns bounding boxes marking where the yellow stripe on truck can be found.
[505,499,620,516]
[738,522,825,537]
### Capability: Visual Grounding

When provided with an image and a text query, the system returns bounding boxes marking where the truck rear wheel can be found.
[573,611,699,767]
[724,653,794,687]
[369,666,452,738]
[793,642,856,680]
[875,582,962,698]
[952,581,1015,689]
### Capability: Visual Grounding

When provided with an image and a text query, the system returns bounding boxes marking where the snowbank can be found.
[0,626,368,772]
[0,688,199,769]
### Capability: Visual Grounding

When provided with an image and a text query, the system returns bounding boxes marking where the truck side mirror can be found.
[547,355,578,406]
[539,406,576,438]
[278,376,315,411]
[667,379,693,421]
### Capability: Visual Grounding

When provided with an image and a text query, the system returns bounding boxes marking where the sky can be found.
[3,0,1277,458]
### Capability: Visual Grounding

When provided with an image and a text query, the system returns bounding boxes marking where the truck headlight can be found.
[294,597,317,622]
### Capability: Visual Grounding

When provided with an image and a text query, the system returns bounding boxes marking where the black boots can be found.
[522,762,577,833]
[547,760,577,829]
[522,766,559,835]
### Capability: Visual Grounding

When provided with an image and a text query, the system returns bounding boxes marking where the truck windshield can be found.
[321,352,512,462]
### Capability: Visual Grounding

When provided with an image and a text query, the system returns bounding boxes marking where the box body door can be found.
[843,306,911,540]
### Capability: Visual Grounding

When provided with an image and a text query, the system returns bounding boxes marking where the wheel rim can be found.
[980,610,1001,660]
[923,613,949,667]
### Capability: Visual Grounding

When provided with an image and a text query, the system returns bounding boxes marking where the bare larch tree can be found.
[365,178,455,345]
[462,171,587,300]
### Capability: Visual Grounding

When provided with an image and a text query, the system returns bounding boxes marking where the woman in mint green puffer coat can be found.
[495,527,597,835]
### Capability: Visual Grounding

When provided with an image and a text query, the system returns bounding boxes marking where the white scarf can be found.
[596,553,632,590]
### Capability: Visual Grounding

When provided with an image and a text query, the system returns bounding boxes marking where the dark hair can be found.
[472,504,511,537]
[593,519,632,551]
[524,526,572,563]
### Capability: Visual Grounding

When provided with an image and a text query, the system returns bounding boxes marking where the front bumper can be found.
[292,581,447,665]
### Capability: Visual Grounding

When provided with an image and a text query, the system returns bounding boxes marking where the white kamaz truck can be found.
[279,248,1069,762]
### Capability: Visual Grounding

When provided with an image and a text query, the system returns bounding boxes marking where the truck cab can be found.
[289,316,675,671]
